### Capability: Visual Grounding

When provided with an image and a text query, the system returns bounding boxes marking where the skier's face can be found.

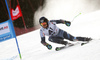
[41,22,48,28]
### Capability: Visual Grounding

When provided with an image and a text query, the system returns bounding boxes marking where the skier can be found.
[39,16,91,50]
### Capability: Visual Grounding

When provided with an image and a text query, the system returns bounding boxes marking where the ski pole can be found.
[71,13,81,22]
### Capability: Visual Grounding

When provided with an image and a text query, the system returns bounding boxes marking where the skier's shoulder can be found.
[49,20,56,24]
[50,20,56,22]
[40,27,44,31]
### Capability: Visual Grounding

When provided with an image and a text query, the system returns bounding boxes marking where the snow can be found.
[1,0,100,60]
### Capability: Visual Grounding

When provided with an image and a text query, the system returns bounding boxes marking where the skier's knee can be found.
[63,32,76,41]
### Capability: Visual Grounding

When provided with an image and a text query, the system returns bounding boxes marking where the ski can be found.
[81,43,88,46]
[81,38,93,46]
[55,43,74,51]
[55,38,94,51]
[55,41,90,51]
[55,46,66,51]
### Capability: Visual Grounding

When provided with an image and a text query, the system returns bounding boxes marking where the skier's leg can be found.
[63,31,76,41]
[48,36,68,45]
[55,29,76,41]
[76,37,92,41]
[63,31,92,42]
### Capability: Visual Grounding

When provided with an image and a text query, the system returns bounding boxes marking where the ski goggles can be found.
[41,22,47,26]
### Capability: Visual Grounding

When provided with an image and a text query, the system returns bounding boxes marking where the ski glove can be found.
[46,43,52,50]
[64,21,71,27]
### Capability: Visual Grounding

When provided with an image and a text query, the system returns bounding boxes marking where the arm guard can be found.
[50,20,64,24]
[50,20,71,26]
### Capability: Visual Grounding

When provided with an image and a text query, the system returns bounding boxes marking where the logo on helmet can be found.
[40,19,44,23]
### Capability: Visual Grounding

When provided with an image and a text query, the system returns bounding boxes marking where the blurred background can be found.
[0,0,100,36]
[0,0,45,36]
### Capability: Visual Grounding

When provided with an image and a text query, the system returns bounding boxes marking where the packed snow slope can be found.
[0,10,100,60]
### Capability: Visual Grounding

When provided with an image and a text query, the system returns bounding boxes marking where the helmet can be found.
[39,17,48,26]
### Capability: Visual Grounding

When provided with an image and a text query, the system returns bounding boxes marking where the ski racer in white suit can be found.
[39,17,91,50]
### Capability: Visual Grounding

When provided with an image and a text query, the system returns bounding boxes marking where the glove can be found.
[64,21,71,27]
[46,43,52,50]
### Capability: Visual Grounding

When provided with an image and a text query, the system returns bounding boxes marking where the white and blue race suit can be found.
[40,20,77,44]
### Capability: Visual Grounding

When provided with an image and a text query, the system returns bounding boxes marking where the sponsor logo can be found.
[0,22,10,35]
[0,34,11,41]
[0,26,8,31]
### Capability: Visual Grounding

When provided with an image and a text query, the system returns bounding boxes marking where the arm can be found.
[40,30,52,50]
[50,20,64,24]
[50,19,71,26]
[41,37,46,45]
[40,29,46,45]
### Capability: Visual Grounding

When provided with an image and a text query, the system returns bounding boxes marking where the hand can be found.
[64,21,71,27]
[46,43,52,50]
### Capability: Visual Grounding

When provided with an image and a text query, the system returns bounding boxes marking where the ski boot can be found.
[60,41,74,46]
[84,37,92,42]
[60,41,68,45]
[55,41,74,51]
[76,37,92,42]
[81,37,92,46]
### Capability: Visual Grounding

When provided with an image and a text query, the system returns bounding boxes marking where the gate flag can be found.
[10,5,22,20]
[10,0,27,32]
